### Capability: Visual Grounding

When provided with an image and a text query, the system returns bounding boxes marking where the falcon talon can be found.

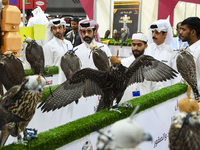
[118,102,133,108]
[109,108,122,114]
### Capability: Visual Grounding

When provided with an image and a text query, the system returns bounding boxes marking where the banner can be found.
[113,1,139,38]
[10,0,46,10]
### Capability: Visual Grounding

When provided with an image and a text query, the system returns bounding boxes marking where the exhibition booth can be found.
[0,0,199,149]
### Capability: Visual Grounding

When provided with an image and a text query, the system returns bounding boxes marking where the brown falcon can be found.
[104,30,110,39]
[60,50,81,80]
[176,47,199,102]
[0,51,25,92]
[24,37,45,74]
[169,111,200,150]
[112,29,119,43]
[90,46,110,71]
[0,74,46,147]
[38,55,178,112]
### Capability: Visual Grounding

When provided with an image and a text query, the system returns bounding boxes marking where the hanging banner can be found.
[10,0,46,10]
[9,0,20,8]
[113,1,139,38]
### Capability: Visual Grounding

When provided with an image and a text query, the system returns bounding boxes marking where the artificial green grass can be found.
[24,66,59,76]
[100,34,178,46]
[101,38,132,47]
[0,84,187,150]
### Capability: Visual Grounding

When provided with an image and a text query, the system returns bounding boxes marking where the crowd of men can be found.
[21,6,200,101]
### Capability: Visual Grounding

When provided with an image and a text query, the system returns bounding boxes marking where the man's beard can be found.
[180,32,191,42]
[54,32,64,39]
[83,36,94,44]
[132,49,145,58]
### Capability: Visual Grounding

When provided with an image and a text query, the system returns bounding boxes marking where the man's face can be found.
[131,40,147,58]
[179,25,191,42]
[81,28,96,44]
[51,25,66,40]
[71,21,78,31]
[176,23,182,36]
[152,30,167,45]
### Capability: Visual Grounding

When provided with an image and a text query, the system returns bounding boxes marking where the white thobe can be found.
[120,56,163,102]
[74,40,112,69]
[43,37,73,84]
[188,40,200,94]
[144,43,180,87]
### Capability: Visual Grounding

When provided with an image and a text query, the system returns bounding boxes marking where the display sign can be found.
[9,0,20,8]
[113,1,139,38]
[34,0,46,10]
[10,0,46,10]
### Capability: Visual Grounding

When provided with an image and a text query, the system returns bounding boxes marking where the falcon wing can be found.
[0,85,22,107]
[0,105,24,130]
[61,51,81,80]
[126,55,178,87]
[0,57,25,91]
[92,48,110,71]
[38,68,106,112]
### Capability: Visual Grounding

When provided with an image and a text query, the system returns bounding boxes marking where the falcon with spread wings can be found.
[38,55,177,112]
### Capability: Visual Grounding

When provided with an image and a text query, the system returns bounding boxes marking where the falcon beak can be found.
[37,85,42,92]
[142,132,153,142]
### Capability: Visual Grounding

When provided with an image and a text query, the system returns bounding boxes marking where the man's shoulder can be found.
[43,38,56,48]
[74,43,84,50]
[66,30,73,36]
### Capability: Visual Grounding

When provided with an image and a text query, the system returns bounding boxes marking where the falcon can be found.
[104,30,110,39]
[24,37,45,74]
[176,47,199,102]
[0,51,25,92]
[112,29,119,43]
[0,74,46,147]
[38,55,178,112]
[169,111,200,150]
[96,106,152,150]
[120,27,129,48]
[91,46,110,71]
[61,50,81,80]
[0,105,24,130]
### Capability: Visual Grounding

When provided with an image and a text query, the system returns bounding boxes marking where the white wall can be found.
[96,0,200,38]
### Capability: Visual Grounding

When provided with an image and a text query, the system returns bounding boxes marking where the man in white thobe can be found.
[27,6,48,46]
[74,19,112,69]
[74,19,112,112]
[119,33,163,102]
[43,18,73,84]
[145,19,180,87]
[179,17,200,94]
[172,22,188,50]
